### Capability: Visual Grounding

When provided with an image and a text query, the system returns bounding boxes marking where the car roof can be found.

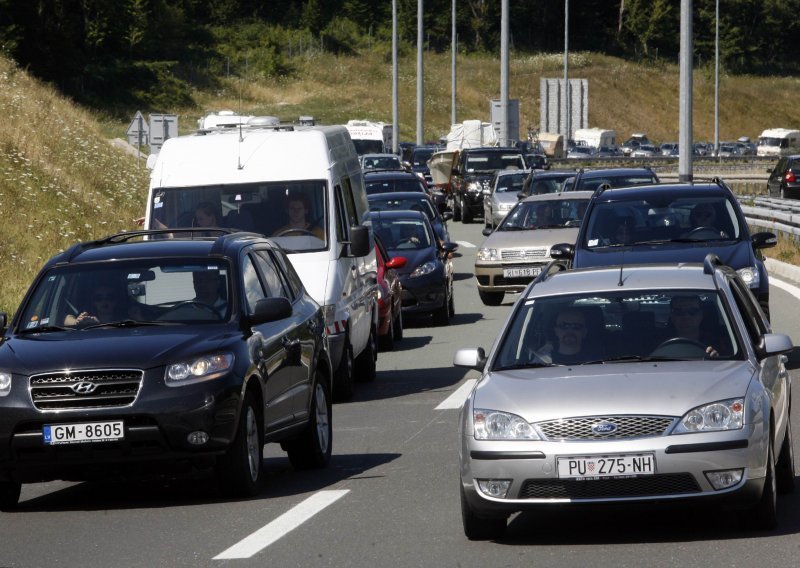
[591,182,732,203]
[526,262,722,300]
[363,170,420,181]
[520,190,593,203]
[46,230,268,268]
[494,168,531,178]
[368,191,432,201]
[462,147,523,153]
[578,167,656,178]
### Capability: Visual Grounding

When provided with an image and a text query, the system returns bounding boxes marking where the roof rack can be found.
[703,253,724,275]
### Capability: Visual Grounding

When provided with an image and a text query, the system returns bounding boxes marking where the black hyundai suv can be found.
[551,180,777,319]
[0,229,332,509]
[449,147,526,223]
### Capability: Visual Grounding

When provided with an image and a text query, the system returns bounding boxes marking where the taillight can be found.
[785,170,796,183]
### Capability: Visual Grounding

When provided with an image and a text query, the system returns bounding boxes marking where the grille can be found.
[519,474,701,499]
[536,415,676,441]
[492,275,537,287]
[30,369,143,410]
[501,248,548,261]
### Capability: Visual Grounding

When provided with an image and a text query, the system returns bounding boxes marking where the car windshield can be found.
[372,218,433,250]
[412,148,436,166]
[466,152,524,172]
[584,196,741,247]
[495,172,528,193]
[499,199,589,230]
[18,259,234,331]
[148,181,327,253]
[362,155,402,169]
[576,174,657,192]
[365,178,425,194]
[492,289,743,369]
[369,196,437,222]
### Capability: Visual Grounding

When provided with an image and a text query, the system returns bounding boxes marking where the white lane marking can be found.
[771,276,800,301]
[436,379,477,410]
[213,490,349,560]
[455,240,476,248]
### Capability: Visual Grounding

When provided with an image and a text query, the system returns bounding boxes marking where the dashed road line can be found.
[213,490,350,560]
[455,240,476,248]
[435,379,477,410]
[771,276,800,301]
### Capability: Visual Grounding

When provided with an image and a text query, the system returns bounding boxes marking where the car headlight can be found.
[473,409,541,440]
[467,182,482,192]
[165,353,234,387]
[410,261,437,278]
[477,247,499,261]
[672,398,744,433]
[0,372,11,397]
[737,266,759,289]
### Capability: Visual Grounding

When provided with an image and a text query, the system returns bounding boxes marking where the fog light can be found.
[187,431,209,445]
[477,479,512,498]
[705,469,744,490]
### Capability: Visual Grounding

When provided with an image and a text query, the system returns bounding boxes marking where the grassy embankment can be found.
[4,49,800,314]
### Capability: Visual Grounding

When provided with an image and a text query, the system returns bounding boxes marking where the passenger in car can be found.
[689,203,717,229]
[64,283,127,327]
[664,295,730,358]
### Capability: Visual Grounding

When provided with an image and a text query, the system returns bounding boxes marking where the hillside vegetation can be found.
[4,49,800,314]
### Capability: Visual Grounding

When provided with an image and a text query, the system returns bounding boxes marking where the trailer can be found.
[344,120,393,155]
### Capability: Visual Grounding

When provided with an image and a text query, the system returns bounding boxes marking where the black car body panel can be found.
[450,147,526,222]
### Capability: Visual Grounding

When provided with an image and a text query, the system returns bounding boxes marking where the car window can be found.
[241,255,268,313]
[495,173,528,193]
[368,196,436,221]
[372,218,432,250]
[492,289,742,369]
[499,199,588,230]
[365,178,425,194]
[271,247,304,299]
[729,277,767,345]
[252,251,291,300]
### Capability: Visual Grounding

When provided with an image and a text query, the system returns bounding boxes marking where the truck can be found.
[145,118,378,401]
[344,119,393,155]
[757,128,800,157]
[573,128,617,150]
[537,132,566,159]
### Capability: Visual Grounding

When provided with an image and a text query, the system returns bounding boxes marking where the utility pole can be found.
[392,0,399,154]
[500,0,509,145]
[416,0,424,145]
[679,0,693,182]
[451,0,457,126]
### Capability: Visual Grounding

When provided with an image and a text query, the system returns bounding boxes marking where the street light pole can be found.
[714,0,719,157]
[416,0,424,145]
[678,0,693,182]
[451,0,457,126]
[563,0,570,142]
[392,0,399,154]
[500,0,509,145]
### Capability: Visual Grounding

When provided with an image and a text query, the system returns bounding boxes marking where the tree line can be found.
[0,0,796,113]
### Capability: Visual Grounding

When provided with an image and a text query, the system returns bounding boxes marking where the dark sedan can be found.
[0,229,332,508]
[368,191,453,245]
[369,210,458,326]
[766,155,800,199]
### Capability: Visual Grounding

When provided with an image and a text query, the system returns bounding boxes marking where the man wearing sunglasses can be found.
[531,307,591,365]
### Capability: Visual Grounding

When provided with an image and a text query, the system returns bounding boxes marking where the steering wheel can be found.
[682,226,719,239]
[274,228,317,237]
[162,300,221,319]
[650,337,708,358]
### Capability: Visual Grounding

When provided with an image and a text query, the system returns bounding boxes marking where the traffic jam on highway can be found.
[0,114,797,548]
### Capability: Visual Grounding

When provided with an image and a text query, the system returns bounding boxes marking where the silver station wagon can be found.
[455,256,793,540]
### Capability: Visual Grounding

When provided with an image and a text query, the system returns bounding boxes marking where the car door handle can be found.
[282,336,300,349]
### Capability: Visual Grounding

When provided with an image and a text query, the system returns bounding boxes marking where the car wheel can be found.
[378,311,395,351]
[355,326,377,382]
[393,308,404,341]
[461,198,473,224]
[478,290,504,306]
[217,390,263,497]
[452,195,462,222]
[0,480,21,511]
[746,440,777,530]
[286,373,332,470]
[333,341,355,401]
[433,289,451,326]
[776,417,795,494]
[448,284,455,318]
[460,484,507,540]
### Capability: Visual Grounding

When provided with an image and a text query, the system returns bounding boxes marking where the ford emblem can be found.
[592,421,617,435]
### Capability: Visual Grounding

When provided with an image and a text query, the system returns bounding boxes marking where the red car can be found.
[375,234,405,350]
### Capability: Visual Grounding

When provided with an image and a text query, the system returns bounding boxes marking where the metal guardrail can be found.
[742,197,800,240]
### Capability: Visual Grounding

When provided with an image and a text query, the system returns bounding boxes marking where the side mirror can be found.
[517,191,528,200]
[146,154,158,170]
[348,225,371,257]
[385,256,407,269]
[752,231,777,249]
[482,227,493,236]
[441,242,459,254]
[454,347,487,371]
[249,297,292,326]
[755,333,793,360]
[0,312,7,332]
[442,212,453,221]
[550,242,575,260]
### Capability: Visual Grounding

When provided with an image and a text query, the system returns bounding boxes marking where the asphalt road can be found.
[2,219,800,568]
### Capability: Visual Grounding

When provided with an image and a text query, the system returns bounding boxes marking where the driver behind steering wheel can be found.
[666,295,728,358]
[192,270,227,316]
[272,191,324,239]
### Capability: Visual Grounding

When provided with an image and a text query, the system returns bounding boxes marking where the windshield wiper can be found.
[19,324,71,334]
[493,362,555,370]
[582,354,695,364]
[82,319,173,329]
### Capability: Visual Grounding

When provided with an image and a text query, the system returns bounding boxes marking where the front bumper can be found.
[475,261,548,293]
[399,273,447,314]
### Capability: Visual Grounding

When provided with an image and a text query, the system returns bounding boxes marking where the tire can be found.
[776,418,795,494]
[355,326,377,382]
[0,480,21,511]
[286,374,332,470]
[452,195,462,222]
[461,198,473,224]
[333,341,355,401]
[433,289,451,326]
[478,290,504,306]
[217,390,263,497]
[460,484,507,540]
[746,440,777,530]
[378,312,395,351]
[448,286,455,318]
[393,308,403,341]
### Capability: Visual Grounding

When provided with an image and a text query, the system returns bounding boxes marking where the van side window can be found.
[334,185,349,241]
[340,177,359,227]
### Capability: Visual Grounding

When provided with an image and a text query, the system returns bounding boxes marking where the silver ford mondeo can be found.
[455,256,794,540]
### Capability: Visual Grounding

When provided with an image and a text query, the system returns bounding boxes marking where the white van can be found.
[344,120,393,155]
[573,128,616,150]
[757,128,800,157]
[145,120,378,400]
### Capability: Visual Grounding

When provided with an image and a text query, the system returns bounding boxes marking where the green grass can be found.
[1,48,799,314]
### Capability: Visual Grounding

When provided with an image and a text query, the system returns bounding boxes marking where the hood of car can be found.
[0,327,231,375]
[491,193,519,206]
[474,360,754,422]
[575,239,754,270]
[483,227,580,250]
[385,247,437,275]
